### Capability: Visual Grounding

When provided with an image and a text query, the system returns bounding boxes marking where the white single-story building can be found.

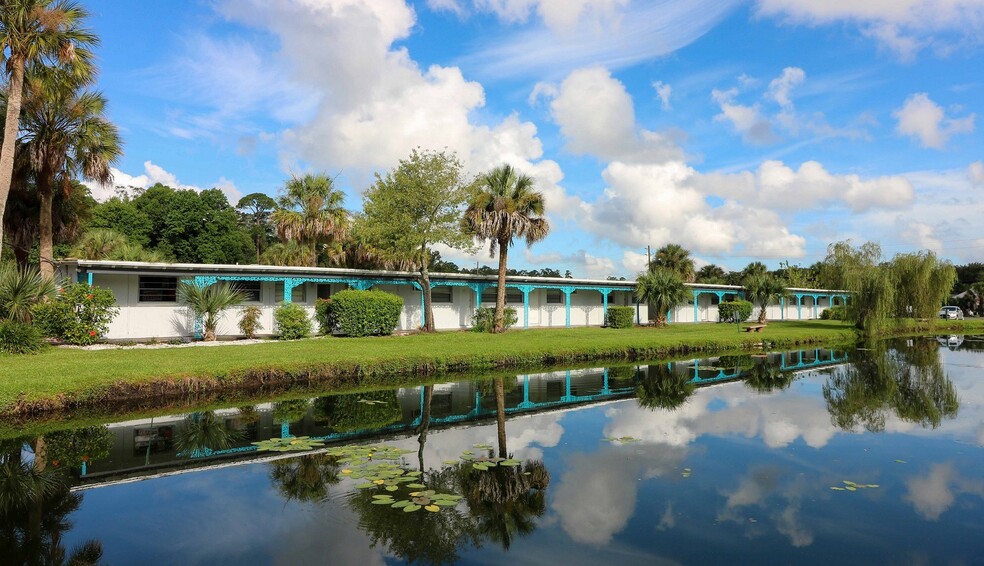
[55,259,848,341]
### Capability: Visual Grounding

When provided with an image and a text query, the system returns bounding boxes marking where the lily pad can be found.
[406,483,427,489]
[425,505,440,512]
[404,504,421,512]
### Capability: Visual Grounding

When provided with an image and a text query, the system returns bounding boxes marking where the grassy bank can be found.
[0,319,980,417]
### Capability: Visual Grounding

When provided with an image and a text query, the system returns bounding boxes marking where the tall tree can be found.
[463,164,549,333]
[0,0,96,259]
[889,251,957,319]
[695,263,726,284]
[18,66,121,277]
[236,192,276,264]
[741,261,769,280]
[357,149,474,332]
[743,273,787,323]
[652,243,695,282]
[820,241,894,334]
[271,173,348,268]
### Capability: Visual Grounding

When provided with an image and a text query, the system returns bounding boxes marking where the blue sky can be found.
[82,0,984,277]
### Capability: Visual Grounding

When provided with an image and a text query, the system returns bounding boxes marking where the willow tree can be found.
[821,241,894,335]
[0,0,96,259]
[889,251,957,319]
[463,164,549,333]
[356,149,474,332]
[271,173,348,268]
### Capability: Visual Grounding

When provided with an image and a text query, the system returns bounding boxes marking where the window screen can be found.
[139,277,177,302]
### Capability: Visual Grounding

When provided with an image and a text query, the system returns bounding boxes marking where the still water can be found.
[2,338,982,565]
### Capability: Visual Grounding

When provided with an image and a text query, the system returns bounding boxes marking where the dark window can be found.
[431,286,452,303]
[546,290,564,304]
[711,294,720,305]
[317,284,333,300]
[139,277,177,302]
[482,288,523,304]
[236,281,262,302]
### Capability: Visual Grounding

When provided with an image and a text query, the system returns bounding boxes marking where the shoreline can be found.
[1,320,980,421]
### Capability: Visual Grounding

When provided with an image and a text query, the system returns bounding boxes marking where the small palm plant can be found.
[743,274,788,324]
[0,262,57,323]
[177,281,246,341]
[635,267,688,327]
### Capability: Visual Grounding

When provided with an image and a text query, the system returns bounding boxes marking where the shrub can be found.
[821,305,847,320]
[32,283,118,345]
[0,320,45,354]
[319,290,403,337]
[239,306,263,339]
[472,306,518,332]
[605,306,635,328]
[274,303,311,340]
[718,300,754,323]
[315,298,335,335]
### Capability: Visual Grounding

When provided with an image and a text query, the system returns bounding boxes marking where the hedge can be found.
[318,290,403,337]
[719,300,754,323]
[274,303,312,340]
[471,306,518,332]
[821,305,847,320]
[605,306,635,328]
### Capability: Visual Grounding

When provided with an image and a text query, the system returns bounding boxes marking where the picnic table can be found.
[743,324,765,333]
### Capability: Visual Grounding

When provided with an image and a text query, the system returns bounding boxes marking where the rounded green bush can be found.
[32,283,118,345]
[605,306,635,328]
[274,303,312,340]
[718,300,754,323]
[318,290,403,337]
[0,320,45,354]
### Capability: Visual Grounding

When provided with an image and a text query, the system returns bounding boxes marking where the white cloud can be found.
[766,66,806,109]
[754,0,984,59]
[652,80,672,110]
[549,67,683,163]
[462,0,738,79]
[523,249,616,279]
[427,0,467,17]
[894,92,976,149]
[712,87,778,144]
[84,161,243,204]
[970,161,984,185]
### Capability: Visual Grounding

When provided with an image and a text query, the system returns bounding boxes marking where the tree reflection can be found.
[636,364,696,410]
[744,360,795,393]
[175,411,242,456]
[823,341,958,432]
[311,391,402,432]
[458,459,550,551]
[0,438,104,565]
[269,453,340,504]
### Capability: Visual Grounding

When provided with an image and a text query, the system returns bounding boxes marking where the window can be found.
[482,288,523,304]
[139,276,177,302]
[431,286,452,303]
[236,281,262,302]
[317,284,333,300]
[546,290,564,304]
[275,282,307,303]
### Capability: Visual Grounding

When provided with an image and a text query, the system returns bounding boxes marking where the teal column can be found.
[601,290,610,325]
[667,307,673,323]
[693,290,700,323]
[474,287,481,310]
[283,278,295,302]
[87,272,93,286]
[522,289,531,329]
[281,422,290,438]
[693,358,699,379]
[564,370,573,400]
[780,297,785,320]
[564,289,573,327]
[602,368,610,395]
[81,460,87,477]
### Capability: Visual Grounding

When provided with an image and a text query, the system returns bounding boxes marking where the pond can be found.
[2,337,982,564]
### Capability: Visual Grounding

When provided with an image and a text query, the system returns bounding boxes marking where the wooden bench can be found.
[743,325,765,333]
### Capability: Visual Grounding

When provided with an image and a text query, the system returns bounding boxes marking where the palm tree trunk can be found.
[494,377,507,458]
[417,384,433,471]
[0,59,26,260]
[38,174,55,279]
[494,238,509,333]
[655,314,667,327]
[759,306,767,324]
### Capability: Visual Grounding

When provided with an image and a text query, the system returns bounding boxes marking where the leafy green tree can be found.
[16,65,122,277]
[821,241,894,334]
[463,164,549,333]
[775,260,819,288]
[889,251,957,319]
[174,411,241,456]
[271,173,348,268]
[269,453,340,503]
[636,364,695,410]
[743,273,787,323]
[695,263,726,284]
[2,177,92,267]
[237,192,277,264]
[744,361,795,393]
[741,261,768,280]
[0,0,96,260]
[458,459,549,551]
[133,184,253,264]
[653,243,695,282]
[635,267,688,327]
[88,195,151,246]
[357,149,474,332]
[177,281,246,341]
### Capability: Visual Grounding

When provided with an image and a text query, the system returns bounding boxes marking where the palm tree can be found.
[743,274,787,324]
[0,261,56,322]
[271,173,348,268]
[653,243,695,282]
[635,267,688,327]
[258,241,316,267]
[17,67,122,277]
[177,281,246,341]
[174,411,241,457]
[70,228,126,259]
[0,0,96,259]
[459,459,549,550]
[3,176,91,267]
[636,364,696,410]
[269,453,340,503]
[742,261,768,279]
[463,164,549,333]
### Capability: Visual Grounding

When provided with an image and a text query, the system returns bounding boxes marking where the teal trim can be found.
[693,290,700,323]
[562,287,574,327]
[87,272,93,286]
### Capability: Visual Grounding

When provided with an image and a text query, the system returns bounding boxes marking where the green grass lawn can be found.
[1,319,980,415]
